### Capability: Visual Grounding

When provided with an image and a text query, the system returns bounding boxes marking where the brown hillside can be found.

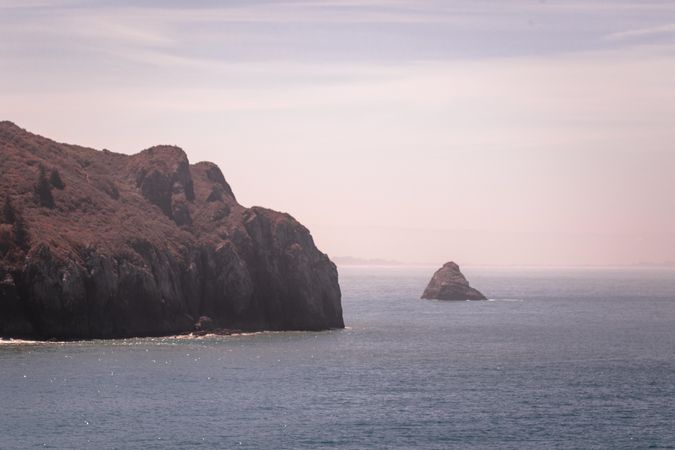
[0,121,343,339]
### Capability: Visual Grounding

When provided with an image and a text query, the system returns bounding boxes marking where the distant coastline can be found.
[631,261,675,268]
[332,256,408,266]
[333,256,675,269]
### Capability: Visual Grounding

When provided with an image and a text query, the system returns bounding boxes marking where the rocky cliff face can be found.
[0,122,343,339]
[421,262,486,301]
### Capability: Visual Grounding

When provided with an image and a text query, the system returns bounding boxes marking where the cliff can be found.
[0,122,343,339]
[421,262,486,301]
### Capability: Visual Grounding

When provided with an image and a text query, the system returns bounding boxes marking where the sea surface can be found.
[1,266,674,449]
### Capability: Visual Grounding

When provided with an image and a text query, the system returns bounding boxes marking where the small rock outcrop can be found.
[0,121,343,339]
[421,262,486,300]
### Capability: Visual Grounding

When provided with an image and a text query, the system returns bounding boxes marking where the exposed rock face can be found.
[421,262,486,300]
[0,121,343,339]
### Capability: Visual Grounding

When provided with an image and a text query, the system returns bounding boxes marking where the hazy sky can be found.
[2,0,674,265]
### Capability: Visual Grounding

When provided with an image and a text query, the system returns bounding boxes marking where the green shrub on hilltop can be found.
[50,168,65,189]
[0,195,30,252]
[2,196,16,224]
[34,165,54,208]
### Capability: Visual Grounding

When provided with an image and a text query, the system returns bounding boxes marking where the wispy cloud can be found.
[3,0,675,66]
[606,23,675,40]
[0,0,76,7]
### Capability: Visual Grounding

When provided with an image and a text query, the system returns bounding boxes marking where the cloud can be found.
[0,0,76,7]
[3,0,675,70]
[606,23,675,40]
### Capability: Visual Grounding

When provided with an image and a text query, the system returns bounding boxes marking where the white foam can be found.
[0,338,41,345]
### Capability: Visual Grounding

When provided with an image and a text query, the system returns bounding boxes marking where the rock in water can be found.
[0,121,344,339]
[421,262,486,300]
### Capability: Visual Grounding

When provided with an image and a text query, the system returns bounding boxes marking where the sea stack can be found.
[421,262,486,300]
[0,121,344,339]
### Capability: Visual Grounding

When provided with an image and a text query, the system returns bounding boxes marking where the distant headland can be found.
[0,121,343,339]
[332,256,407,266]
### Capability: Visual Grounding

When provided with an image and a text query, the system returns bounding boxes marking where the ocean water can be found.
[1,266,674,449]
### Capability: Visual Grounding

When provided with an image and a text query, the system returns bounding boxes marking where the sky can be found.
[1,0,674,266]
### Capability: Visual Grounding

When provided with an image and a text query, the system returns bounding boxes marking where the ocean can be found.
[1,266,674,449]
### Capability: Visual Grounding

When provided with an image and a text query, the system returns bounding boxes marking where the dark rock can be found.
[421,261,486,300]
[0,121,343,339]
[195,316,216,332]
[0,269,35,337]
[206,186,224,202]
[132,145,195,226]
